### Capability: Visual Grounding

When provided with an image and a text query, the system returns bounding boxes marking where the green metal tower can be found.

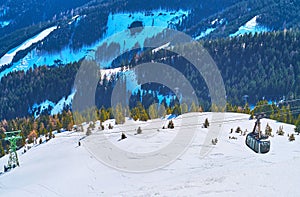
[4,130,22,170]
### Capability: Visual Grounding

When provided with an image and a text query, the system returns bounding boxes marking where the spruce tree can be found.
[172,104,181,116]
[180,103,188,114]
[289,134,295,141]
[265,123,273,136]
[277,126,285,136]
[115,103,125,124]
[137,126,142,134]
[190,102,198,112]
[295,116,300,135]
[0,143,5,157]
[204,118,209,128]
[148,103,158,119]
[158,104,166,118]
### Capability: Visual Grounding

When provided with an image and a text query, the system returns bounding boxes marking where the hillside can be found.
[0,0,299,120]
[0,113,299,196]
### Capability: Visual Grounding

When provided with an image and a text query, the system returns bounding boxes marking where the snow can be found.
[0,112,299,196]
[50,91,76,115]
[0,20,10,28]
[0,10,189,79]
[105,10,188,38]
[68,15,81,25]
[30,100,55,118]
[100,67,123,82]
[152,42,170,53]
[0,26,57,68]
[195,28,216,40]
[230,16,269,37]
[30,91,76,118]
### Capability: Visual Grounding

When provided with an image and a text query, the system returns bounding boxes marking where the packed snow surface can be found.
[0,112,299,196]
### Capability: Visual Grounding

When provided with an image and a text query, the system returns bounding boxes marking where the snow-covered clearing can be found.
[30,91,76,118]
[0,10,189,79]
[230,16,268,37]
[0,26,57,68]
[0,112,299,196]
[195,28,216,40]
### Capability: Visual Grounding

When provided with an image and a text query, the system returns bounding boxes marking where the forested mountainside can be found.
[1,0,300,58]
[0,0,299,120]
[0,0,300,159]
[0,30,299,120]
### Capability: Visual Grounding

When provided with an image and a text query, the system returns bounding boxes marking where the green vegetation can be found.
[265,123,273,137]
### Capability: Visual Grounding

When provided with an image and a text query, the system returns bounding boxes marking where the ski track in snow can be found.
[0,112,299,196]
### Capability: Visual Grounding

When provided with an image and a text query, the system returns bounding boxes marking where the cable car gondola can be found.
[245,113,270,154]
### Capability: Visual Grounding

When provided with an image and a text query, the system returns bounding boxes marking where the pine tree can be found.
[99,107,109,122]
[115,103,125,124]
[39,122,46,136]
[277,126,285,136]
[295,115,300,135]
[158,104,166,118]
[180,103,188,114]
[204,118,209,128]
[211,103,219,112]
[137,126,142,134]
[265,123,273,136]
[172,104,181,116]
[235,126,242,133]
[133,102,149,121]
[72,111,83,125]
[168,120,174,129]
[287,105,293,124]
[190,102,198,112]
[295,125,300,135]
[86,127,92,136]
[148,103,158,119]
[289,133,295,141]
[166,107,172,115]
[0,143,5,157]
[244,103,250,114]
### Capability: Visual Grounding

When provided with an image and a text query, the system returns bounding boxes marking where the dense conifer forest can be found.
[0,30,299,120]
[1,0,300,157]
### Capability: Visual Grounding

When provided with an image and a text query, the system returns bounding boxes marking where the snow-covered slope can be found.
[230,16,269,37]
[0,9,188,79]
[0,113,299,197]
[29,91,76,118]
[0,26,57,67]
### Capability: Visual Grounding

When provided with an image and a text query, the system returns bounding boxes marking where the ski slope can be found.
[0,112,299,197]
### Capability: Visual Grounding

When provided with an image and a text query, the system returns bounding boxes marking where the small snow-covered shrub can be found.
[289,134,295,141]
[168,120,174,129]
[235,127,242,133]
[277,126,285,136]
[204,118,209,128]
[86,128,92,136]
[137,126,142,134]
